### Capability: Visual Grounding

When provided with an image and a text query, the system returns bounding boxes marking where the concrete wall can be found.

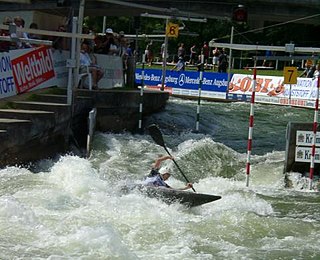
[0,88,169,168]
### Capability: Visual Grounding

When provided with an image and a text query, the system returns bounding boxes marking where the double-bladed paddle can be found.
[148,124,196,192]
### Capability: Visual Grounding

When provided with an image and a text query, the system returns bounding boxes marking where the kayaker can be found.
[143,155,193,190]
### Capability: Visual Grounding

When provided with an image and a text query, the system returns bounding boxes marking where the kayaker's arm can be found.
[153,155,173,169]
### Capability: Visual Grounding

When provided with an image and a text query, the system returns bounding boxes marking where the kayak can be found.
[122,184,221,207]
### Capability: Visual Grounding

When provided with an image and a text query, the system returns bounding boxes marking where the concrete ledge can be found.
[0,87,169,167]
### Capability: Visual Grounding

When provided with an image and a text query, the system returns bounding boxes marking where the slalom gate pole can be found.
[196,54,204,132]
[308,73,320,190]
[246,63,257,187]
[138,54,146,132]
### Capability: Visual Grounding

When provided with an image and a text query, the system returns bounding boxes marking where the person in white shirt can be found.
[143,155,193,190]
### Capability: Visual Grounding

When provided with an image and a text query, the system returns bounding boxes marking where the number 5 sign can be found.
[166,22,179,38]
[283,67,297,84]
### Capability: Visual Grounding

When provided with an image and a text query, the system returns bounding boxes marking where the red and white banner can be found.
[11,46,55,93]
[229,74,285,97]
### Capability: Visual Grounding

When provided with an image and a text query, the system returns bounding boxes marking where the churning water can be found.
[0,97,320,259]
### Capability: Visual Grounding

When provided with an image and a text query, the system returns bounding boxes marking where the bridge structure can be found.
[0,0,319,28]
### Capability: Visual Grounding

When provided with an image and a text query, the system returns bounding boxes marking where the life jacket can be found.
[143,170,169,188]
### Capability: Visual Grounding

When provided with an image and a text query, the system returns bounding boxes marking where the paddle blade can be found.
[148,124,165,147]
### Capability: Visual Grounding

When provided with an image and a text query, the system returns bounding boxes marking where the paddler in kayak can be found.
[143,155,193,190]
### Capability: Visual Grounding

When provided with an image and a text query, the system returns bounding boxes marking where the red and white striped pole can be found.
[246,63,257,187]
[309,73,320,190]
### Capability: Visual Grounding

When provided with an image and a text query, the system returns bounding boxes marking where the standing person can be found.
[212,47,220,71]
[52,24,68,51]
[145,40,154,66]
[189,44,197,65]
[160,42,168,63]
[202,41,210,66]
[143,155,193,190]
[218,48,228,73]
[313,63,320,79]
[177,43,186,61]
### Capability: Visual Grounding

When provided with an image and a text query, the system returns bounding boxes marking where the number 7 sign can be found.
[283,66,297,84]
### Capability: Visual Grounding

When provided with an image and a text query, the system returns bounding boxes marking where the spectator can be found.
[313,63,320,79]
[189,44,197,65]
[202,41,210,66]
[80,41,104,90]
[117,31,127,58]
[160,42,168,62]
[93,34,105,54]
[0,16,12,52]
[28,22,41,46]
[13,16,31,48]
[52,24,68,50]
[212,47,220,71]
[104,28,118,55]
[218,48,228,73]
[300,60,316,78]
[171,56,185,71]
[177,43,185,61]
[145,40,154,66]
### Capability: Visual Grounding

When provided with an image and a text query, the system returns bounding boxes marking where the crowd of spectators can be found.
[153,41,229,73]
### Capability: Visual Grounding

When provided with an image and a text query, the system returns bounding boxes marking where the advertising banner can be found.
[295,146,320,163]
[51,49,69,88]
[95,54,123,88]
[10,46,56,93]
[135,69,229,100]
[0,52,17,99]
[228,73,318,108]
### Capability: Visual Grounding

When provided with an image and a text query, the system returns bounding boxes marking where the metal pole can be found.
[102,16,107,33]
[86,108,97,158]
[73,0,86,112]
[227,25,234,97]
[67,17,78,106]
[246,60,257,187]
[138,54,146,131]
[161,18,169,91]
[309,74,320,190]
[195,54,204,132]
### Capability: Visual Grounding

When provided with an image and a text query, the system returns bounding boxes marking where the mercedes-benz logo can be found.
[178,74,185,86]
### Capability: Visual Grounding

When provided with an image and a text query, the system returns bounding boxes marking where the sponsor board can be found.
[95,54,123,88]
[295,146,320,163]
[135,69,228,99]
[51,49,69,88]
[11,46,55,93]
[296,131,320,147]
[0,52,17,99]
[135,69,319,109]
[229,74,318,100]
[0,48,123,100]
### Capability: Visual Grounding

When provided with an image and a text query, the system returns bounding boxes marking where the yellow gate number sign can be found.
[283,67,297,84]
[166,22,179,38]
